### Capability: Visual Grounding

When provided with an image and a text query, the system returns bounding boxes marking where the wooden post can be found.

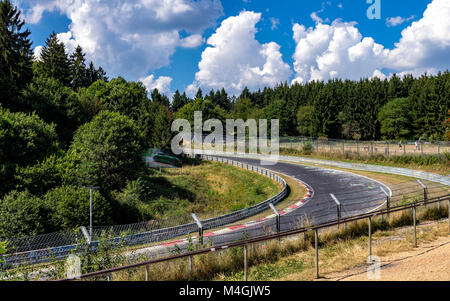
[244,244,248,281]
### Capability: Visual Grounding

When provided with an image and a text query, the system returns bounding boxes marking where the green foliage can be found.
[20,76,86,145]
[70,111,145,191]
[43,185,112,230]
[0,0,33,93]
[0,107,58,166]
[0,190,53,239]
[176,98,228,125]
[296,106,314,136]
[232,98,261,120]
[36,32,71,85]
[14,150,80,196]
[378,98,413,139]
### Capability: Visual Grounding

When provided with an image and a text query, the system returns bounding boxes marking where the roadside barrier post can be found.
[244,244,248,281]
[192,213,203,246]
[145,265,150,281]
[189,256,193,278]
[330,194,342,229]
[413,206,417,248]
[269,204,281,241]
[315,229,319,279]
[380,187,390,220]
[417,180,428,202]
[368,217,372,261]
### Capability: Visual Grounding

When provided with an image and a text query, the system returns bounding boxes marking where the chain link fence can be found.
[1,155,287,267]
[279,137,450,156]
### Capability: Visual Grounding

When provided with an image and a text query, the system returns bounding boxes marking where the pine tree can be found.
[0,0,33,91]
[171,90,184,112]
[69,45,87,90]
[195,88,203,100]
[38,32,71,85]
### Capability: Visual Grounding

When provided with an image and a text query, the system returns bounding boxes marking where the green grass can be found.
[141,159,281,219]
[279,148,450,175]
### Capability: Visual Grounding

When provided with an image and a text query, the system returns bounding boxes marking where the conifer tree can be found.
[69,45,87,89]
[38,32,71,85]
[0,0,33,91]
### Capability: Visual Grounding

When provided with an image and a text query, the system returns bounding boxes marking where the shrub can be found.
[14,150,81,196]
[44,186,113,230]
[0,191,53,239]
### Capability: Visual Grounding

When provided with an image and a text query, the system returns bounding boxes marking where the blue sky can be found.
[18,0,450,96]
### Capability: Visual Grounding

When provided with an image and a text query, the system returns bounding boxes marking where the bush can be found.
[0,107,58,166]
[14,150,81,196]
[44,186,113,230]
[70,111,145,191]
[0,191,53,239]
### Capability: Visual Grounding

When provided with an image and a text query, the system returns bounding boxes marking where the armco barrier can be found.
[1,155,287,267]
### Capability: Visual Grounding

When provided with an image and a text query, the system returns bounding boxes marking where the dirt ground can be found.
[325,231,450,281]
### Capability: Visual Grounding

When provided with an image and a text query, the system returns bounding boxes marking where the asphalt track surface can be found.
[134,156,390,258]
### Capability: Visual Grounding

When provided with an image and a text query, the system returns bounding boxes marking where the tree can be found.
[151,104,173,148]
[0,190,53,239]
[37,32,71,85]
[195,88,203,100]
[171,90,185,112]
[232,98,261,120]
[70,111,145,191]
[44,185,112,230]
[20,76,85,146]
[0,107,58,167]
[0,0,33,91]
[296,106,314,137]
[378,98,413,140]
[151,88,170,107]
[70,45,87,90]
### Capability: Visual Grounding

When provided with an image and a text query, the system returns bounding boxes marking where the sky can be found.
[14,0,450,97]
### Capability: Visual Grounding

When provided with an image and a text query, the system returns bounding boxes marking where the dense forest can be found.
[0,0,448,239]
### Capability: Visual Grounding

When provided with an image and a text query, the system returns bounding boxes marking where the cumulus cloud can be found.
[292,0,450,83]
[292,20,388,83]
[387,0,450,73]
[140,74,173,96]
[21,0,223,79]
[187,11,291,96]
[386,15,415,27]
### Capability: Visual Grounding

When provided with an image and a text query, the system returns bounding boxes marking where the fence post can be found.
[315,229,319,279]
[244,244,248,281]
[417,180,428,202]
[145,265,150,281]
[368,217,372,261]
[342,141,345,154]
[330,194,342,228]
[192,213,203,246]
[356,141,359,154]
[403,143,406,155]
[189,256,193,278]
[413,206,417,248]
[380,187,390,220]
[269,204,281,239]
[448,199,450,234]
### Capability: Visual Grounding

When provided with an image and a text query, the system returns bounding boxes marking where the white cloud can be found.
[269,17,279,30]
[386,15,415,27]
[188,11,291,96]
[21,0,223,80]
[292,20,389,84]
[140,74,173,96]
[387,0,450,72]
[292,0,450,83]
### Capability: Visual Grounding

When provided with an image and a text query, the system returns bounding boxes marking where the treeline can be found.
[173,73,449,142]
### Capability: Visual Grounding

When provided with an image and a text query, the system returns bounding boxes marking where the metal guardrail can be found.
[1,155,287,267]
[59,193,450,281]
